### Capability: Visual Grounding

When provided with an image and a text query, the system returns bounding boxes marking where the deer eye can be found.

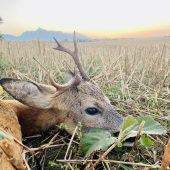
[86,108,100,115]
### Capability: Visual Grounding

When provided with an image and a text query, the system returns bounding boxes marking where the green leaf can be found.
[0,130,13,142]
[115,115,138,147]
[89,128,115,136]
[132,116,166,134]
[79,130,116,158]
[78,116,166,158]
[139,135,153,147]
[120,164,133,170]
[123,116,166,141]
[121,115,138,132]
[49,161,58,167]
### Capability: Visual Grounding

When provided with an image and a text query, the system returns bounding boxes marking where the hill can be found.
[3,28,92,41]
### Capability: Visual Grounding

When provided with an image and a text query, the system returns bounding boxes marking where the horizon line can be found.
[2,27,170,40]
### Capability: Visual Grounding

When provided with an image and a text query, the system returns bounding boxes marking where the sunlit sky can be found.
[1,0,170,39]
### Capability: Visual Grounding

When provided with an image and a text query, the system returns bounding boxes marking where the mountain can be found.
[3,28,92,41]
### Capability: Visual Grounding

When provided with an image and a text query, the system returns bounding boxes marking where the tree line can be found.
[0,17,4,39]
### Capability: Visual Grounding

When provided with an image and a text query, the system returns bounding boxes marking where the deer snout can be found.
[118,117,124,131]
[107,111,124,133]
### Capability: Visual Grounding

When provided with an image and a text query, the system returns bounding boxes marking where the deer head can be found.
[0,32,123,135]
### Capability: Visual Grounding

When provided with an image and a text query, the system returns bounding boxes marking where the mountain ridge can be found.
[3,28,92,41]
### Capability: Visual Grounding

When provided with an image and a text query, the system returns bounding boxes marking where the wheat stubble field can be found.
[0,37,170,169]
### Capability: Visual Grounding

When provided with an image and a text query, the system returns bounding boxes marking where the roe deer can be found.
[0,32,123,136]
[0,100,26,170]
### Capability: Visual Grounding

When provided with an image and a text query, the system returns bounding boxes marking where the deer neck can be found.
[3,100,63,136]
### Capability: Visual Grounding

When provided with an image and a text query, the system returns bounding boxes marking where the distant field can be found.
[0,37,170,169]
[0,37,170,89]
[1,37,170,117]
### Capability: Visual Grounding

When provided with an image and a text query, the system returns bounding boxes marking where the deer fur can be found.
[0,32,123,137]
[0,100,26,170]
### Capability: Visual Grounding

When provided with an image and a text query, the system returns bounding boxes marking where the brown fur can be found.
[0,100,26,170]
[4,100,60,136]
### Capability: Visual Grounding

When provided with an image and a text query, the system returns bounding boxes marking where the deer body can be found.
[0,100,26,170]
[0,32,123,137]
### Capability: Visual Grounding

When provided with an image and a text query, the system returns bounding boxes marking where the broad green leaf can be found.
[79,131,116,158]
[89,128,115,136]
[139,135,153,147]
[121,115,138,132]
[0,130,13,142]
[115,115,138,147]
[79,116,166,157]
[131,116,166,134]
[120,164,133,170]
[123,116,166,141]
[0,86,3,95]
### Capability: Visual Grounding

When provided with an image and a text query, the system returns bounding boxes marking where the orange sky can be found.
[87,27,170,39]
[1,0,170,39]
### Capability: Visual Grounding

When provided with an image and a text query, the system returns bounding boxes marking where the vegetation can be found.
[0,34,4,40]
[79,115,166,158]
[0,38,170,169]
[0,17,3,24]
[0,17,4,40]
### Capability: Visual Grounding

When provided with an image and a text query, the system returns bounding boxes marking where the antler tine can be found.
[53,37,74,56]
[49,71,81,98]
[53,32,90,81]
[72,32,90,81]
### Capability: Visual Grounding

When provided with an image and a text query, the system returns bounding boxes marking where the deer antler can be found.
[49,70,81,97]
[53,31,90,81]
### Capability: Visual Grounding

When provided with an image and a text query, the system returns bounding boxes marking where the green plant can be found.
[76,122,83,140]
[79,115,166,158]
[49,161,68,169]
[0,33,4,39]
[60,123,69,131]
[120,164,133,170]
[60,122,82,140]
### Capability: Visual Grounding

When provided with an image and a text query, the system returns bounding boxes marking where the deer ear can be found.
[0,78,55,109]
[64,69,75,83]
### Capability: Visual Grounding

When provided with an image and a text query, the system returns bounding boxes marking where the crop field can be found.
[0,37,170,169]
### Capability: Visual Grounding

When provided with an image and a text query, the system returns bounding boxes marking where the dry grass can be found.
[0,37,170,169]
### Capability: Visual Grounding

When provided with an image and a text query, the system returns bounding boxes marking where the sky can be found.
[0,0,170,39]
